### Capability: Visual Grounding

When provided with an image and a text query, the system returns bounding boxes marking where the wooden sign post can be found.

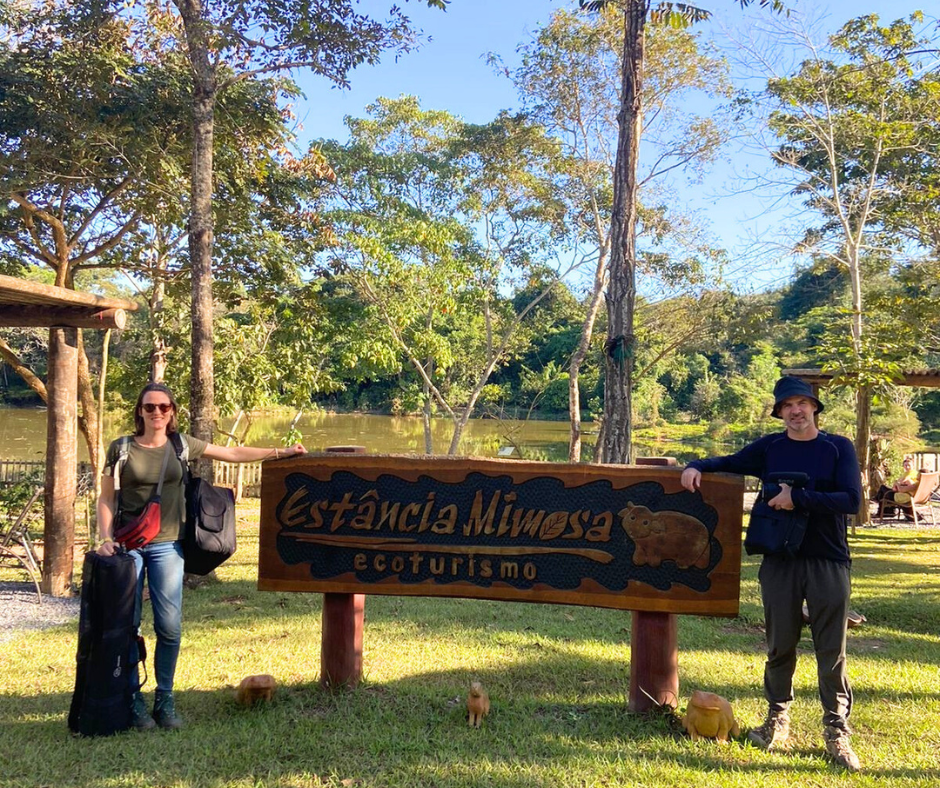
[320,446,366,688]
[259,454,744,700]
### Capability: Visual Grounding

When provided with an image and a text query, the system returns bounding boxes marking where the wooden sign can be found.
[259,455,744,616]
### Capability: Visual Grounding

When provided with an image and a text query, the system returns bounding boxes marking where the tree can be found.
[578,0,784,465]
[159,0,447,471]
[507,6,734,460]
[752,13,939,518]
[0,3,194,479]
[320,97,577,454]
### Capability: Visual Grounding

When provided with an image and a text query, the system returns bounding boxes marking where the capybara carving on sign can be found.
[619,503,711,570]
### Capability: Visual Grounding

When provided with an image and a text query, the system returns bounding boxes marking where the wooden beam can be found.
[0,306,127,329]
[320,445,367,690]
[784,368,940,388]
[0,273,136,311]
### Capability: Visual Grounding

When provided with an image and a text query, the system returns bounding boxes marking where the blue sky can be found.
[292,0,936,289]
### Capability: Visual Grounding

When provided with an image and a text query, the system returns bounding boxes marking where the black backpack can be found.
[68,551,141,737]
[169,432,237,576]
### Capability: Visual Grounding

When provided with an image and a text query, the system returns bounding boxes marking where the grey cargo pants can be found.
[758,554,853,730]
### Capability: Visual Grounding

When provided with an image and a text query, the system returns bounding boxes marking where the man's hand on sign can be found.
[680,467,702,493]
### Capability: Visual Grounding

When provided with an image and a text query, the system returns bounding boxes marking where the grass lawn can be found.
[2,500,939,787]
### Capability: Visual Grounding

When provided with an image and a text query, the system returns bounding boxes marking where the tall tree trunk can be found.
[76,330,100,481]
[423,367,434,455]
[96,328,111,506]
[855,386,871,528]
[177,0,218,479]
[602,4,646,466]
[569,254,607,462]
[848,246,869,524]
[150,251,168,383]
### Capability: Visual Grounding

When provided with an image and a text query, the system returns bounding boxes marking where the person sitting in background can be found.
[873,456,918,518]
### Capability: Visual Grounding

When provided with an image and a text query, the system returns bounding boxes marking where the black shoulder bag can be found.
[169,433,237,575]
[744,471,811,558]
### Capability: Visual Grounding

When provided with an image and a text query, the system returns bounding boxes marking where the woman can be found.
[96,382,306,730]
[873,455,918,518]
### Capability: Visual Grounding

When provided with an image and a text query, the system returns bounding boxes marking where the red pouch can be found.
[114,498,162,550]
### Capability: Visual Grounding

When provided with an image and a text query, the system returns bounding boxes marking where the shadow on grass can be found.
[2,677,936,788]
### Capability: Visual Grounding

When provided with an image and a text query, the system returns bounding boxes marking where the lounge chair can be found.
[878,471,939,527]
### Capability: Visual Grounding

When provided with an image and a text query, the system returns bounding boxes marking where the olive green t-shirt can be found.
[104,434,208,543]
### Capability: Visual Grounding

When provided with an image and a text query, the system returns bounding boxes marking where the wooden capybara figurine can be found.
[467,681,490,728]
[682,690,740,742]
[235,674,277,706]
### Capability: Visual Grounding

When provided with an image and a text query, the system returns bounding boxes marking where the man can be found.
[680,376,862,772]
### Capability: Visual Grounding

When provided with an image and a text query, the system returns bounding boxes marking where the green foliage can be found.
[0,3,191,278]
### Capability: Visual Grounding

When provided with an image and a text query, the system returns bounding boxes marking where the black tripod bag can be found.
[68,550,140,736]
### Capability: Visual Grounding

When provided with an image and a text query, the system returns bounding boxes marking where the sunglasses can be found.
[142,403,173,414]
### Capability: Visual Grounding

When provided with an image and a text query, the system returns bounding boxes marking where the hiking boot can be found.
[824,726,861,772]
[747,711,790,750]
[153,691,183,730]
[130,691,155,731]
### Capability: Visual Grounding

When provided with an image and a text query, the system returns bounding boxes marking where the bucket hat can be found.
[771,376,823,418]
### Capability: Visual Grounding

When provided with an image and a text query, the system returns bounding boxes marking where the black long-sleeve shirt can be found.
[688,431,862,564]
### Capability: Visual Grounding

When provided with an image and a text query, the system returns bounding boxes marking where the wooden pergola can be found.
[784,368,940,391]
[0,274,137,596]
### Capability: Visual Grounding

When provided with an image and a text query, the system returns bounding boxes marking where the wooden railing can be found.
[0,458,263,500]
[0,460,94,487]
[213,461,263,499]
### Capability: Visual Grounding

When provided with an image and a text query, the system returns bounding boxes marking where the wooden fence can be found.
[0,460,95,487]
[0,458,263,500]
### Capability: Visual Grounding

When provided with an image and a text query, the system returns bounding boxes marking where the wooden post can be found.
[630,456,679,712]
[628,610,679,712]
[320,592,365,690]
[43,327,78,597]
[320,445,367,689]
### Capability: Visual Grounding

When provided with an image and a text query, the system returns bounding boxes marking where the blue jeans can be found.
[131,540,184,693]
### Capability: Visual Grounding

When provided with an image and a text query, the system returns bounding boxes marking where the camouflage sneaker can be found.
[153,691,183,730]
[747,711,790,750]
[130,691,155,731]
[824,726,861,772]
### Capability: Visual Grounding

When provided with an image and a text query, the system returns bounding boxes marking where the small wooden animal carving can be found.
[467,681,490,727]
[619,503,710,569]
[681,690,739,743]
[235,674,277,706]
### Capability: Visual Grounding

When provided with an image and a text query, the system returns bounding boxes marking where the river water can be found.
[0,406,717,464]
